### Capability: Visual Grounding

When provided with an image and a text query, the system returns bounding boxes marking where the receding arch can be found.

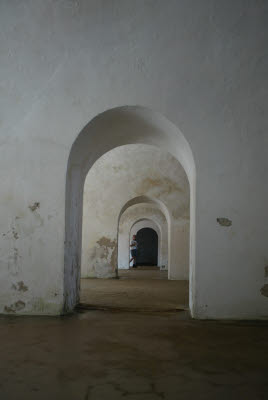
[118,195,171,226]
[117,193,189,280]
[130,218,162,239]
[118,203,167,271]
[130,220,162,267]
[65,106,196,314]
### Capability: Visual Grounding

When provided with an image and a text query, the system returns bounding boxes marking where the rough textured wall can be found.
[0,0,267,317]
[82,145,189,278]
[118,204,168,270]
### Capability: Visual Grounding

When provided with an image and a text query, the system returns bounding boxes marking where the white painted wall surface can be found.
[0,0,267,318]
[81,145,189,279]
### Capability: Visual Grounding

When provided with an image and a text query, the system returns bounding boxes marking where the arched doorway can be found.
[136,228,158,266]
[65,106,196,314]
[117,200,168,271]
[129,218,164,269]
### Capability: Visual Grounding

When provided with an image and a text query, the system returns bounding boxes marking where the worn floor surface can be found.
[1,270,267,399]
[0,310,268,400]
[80,268,188,311]
[119,267,168,280]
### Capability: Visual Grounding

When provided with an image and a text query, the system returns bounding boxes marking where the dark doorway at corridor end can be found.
[136,227,158,266]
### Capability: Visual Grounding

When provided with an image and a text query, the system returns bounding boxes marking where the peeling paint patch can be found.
[2,226,19,239]
[13,248,19,263]
[88,237,117,277]
[29,202,40,212]
[11,281,28,292]
[260,284,268,297]
[4,306,15,313]
[217,218,232,227]
[111,244,117,269]
[4,300,26,313]
[97,237,116,249]
[12,228,19,239]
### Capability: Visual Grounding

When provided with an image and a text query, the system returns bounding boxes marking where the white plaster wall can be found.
[118,204,168,270]
[81,145,189,279]
[0,0,267,318]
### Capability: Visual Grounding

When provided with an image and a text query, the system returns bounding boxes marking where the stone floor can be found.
[80,267,188,311]
[119,267,169,280]
[1,269,268,399]
[0,310,268,399]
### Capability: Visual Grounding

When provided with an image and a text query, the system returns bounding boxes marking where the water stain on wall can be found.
[136,177,183,197]
[88,237,117,276]
[217,218,232,227]
[29,202,40,212]
[2,227,19,239]
[4,300,25,313]
[97,237,117,268]
[11,281,28,292]
[260,284,268,297]
[12,228,19,239]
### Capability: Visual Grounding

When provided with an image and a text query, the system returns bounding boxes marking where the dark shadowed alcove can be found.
[136,228,158,266]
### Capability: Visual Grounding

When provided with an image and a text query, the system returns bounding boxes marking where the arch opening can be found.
[130,218,163,269]
[117,200,168,274]
[65,106,196,314]
[135,228,158,267]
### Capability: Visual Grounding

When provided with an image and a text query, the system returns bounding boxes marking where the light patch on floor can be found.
[79,267,188,312]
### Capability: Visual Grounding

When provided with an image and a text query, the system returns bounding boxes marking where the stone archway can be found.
[118,202,168,271]
[65,106,195,313]
[130,220,162,268]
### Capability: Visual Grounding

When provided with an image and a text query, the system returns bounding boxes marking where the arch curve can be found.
[130,217,162,234]
[118,195,171,227]
[68,106,196,184]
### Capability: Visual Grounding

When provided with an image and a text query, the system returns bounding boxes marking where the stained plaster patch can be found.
[29,202,40,212]
[137,177,183,197]
[89,237,117,275]
[97,237,117,268]
[11,281,28,292]
[4,300,26,313]
[217,218,232,227]
[260,284,268,297]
